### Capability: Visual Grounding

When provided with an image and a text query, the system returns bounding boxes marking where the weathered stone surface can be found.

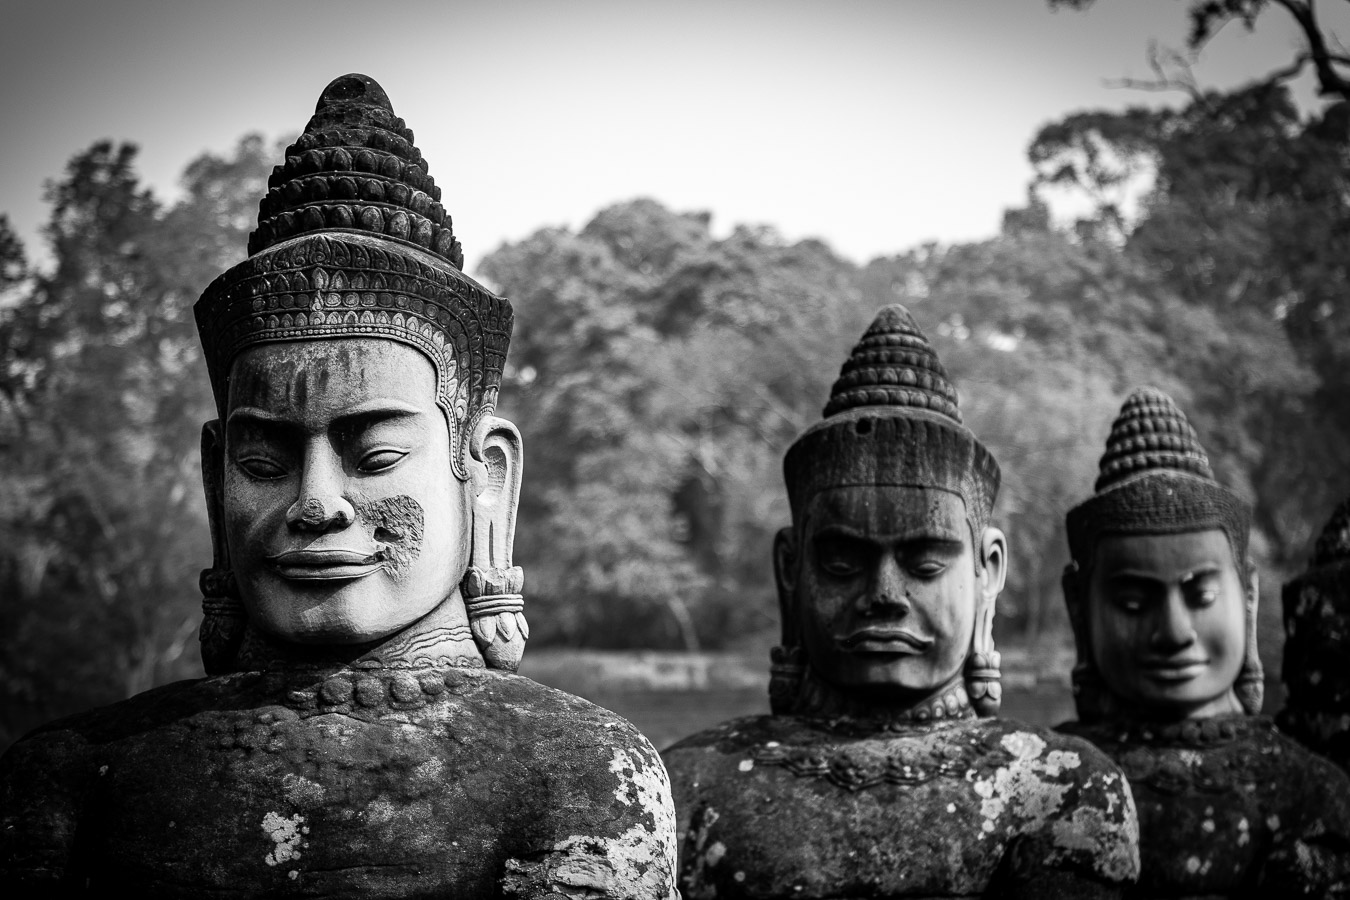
[0,72,678,898]
[1,667,677,898]
[667,714,1137,899]
[1061,715,1350,896]
[1060,388,1350,896]
[664,306,1139,898]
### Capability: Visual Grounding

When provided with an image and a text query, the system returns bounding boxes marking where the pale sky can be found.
[1,0,1342,273]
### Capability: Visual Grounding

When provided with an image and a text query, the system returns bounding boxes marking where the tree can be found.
[1050,0,1350,102]
[0,136,280,748]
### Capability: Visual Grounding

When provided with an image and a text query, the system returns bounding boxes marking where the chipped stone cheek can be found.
[261,811,308,868]
[505,747,678,899]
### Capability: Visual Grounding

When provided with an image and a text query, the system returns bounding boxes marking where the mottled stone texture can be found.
[1060,715,1350,897]
[1280,496,1350,772]
[665,715,1138,899]
[0,667,677,898]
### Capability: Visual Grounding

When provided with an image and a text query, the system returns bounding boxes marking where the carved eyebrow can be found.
[814,525,963,546]
[227,400,425,432]
[1180,566,1224,584]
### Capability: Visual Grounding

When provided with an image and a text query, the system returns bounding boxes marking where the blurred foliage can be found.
[0,136,281,747]
[3,41,1347,742]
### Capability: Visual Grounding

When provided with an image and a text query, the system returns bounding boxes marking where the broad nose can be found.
[1151,587,1197,651]
[859,553,912,616]
[286,442,356,533]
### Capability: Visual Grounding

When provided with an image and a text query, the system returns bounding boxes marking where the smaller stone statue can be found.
[0,73,676,899]
[1280,495,1350,773]
[663,306,1140,900]
[1059,387,1350,897]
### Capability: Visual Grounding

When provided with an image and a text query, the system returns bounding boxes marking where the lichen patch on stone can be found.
[261,811,306,867]
[972,731,1069,840]
[504,746,677,899]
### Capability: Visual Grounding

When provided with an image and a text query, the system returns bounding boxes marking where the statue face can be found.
[222,339,469,643]
[1087,529,1245,719]
[788,486,984,698]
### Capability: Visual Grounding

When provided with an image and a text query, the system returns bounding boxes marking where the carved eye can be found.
[1111,592,1145,613]
[237,456,288,479]
[357,448,409,473]
[911,560,946,578]
[815,536,868,578]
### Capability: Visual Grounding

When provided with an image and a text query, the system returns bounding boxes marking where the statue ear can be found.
[773,526,799,646]
[199,419,245,676]
[201,420,228,572]
[467,415,523,570]
[1236,563,1265,715]
[977,526,1008,606]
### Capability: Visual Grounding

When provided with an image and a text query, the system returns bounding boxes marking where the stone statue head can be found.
[1063,388,1261,723]
[194,74,526,675]
[772,305,1007,719]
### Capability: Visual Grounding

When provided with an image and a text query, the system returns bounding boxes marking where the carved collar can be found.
[789,671,975,733]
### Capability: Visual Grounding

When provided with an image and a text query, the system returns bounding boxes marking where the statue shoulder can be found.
[461,672,679,900]
[975,718,1140,889]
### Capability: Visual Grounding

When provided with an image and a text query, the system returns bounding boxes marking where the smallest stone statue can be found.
[1059,387,1350,897]
[1280,495,1350,773]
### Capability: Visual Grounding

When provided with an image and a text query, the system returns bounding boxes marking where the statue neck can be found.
[790,666,973,729]
[234,588,485,673]
[1110,688,1245,725]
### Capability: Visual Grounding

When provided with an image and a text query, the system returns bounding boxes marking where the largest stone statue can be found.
[662,306,1140,899]
[0,74,677,899]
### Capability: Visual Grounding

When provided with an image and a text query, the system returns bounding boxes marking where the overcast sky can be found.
[1,0,1342,273]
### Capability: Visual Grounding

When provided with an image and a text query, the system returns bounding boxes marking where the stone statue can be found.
[1279,495,1350,773]
[0,74,677,899]
[1058,387,1350,896]
[662,306,1140,899]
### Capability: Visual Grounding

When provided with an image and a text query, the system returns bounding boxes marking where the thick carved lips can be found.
[1139,658,1209,682]
[840,627,934,654]
[267,548,385,581]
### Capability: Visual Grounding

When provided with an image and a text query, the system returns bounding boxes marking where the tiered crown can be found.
[251,74,462,267]
[823,305,962,421]
[784,305,999,533]
[1067,388,1250,569]
[195,74,511,480]
[1094,387,1212,491]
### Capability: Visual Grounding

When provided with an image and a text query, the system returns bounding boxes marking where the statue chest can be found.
[73,705,515,896]
[667,718,1136,899]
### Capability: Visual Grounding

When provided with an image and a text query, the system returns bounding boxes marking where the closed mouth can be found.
[1140,659,1208,682]
[840,628,934,654]
[266,548,386,581]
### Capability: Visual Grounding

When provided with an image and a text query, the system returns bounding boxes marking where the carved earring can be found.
[1234,571,1265,715]
[199,567,246,676]
[965,650,1002,716]
[462,565,527,672]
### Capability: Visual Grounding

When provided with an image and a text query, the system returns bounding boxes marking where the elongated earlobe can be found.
[770,527,805,715]
[462,416,527,671]
[966,526,1007,716]
[199,419,246,675]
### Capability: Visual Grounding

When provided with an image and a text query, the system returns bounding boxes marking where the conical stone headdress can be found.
[195,73,511,481]
[1279,497,1350,767]
[1065,388,1251,570]
[783,305,1000,536]
[1064,387,1261,720]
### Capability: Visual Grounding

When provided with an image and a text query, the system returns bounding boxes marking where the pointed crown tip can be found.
[317,74,392,113]
[1095,387,1213,492]
[822,305,962,423]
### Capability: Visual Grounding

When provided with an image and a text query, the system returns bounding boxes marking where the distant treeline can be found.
[2,82,1347,747]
